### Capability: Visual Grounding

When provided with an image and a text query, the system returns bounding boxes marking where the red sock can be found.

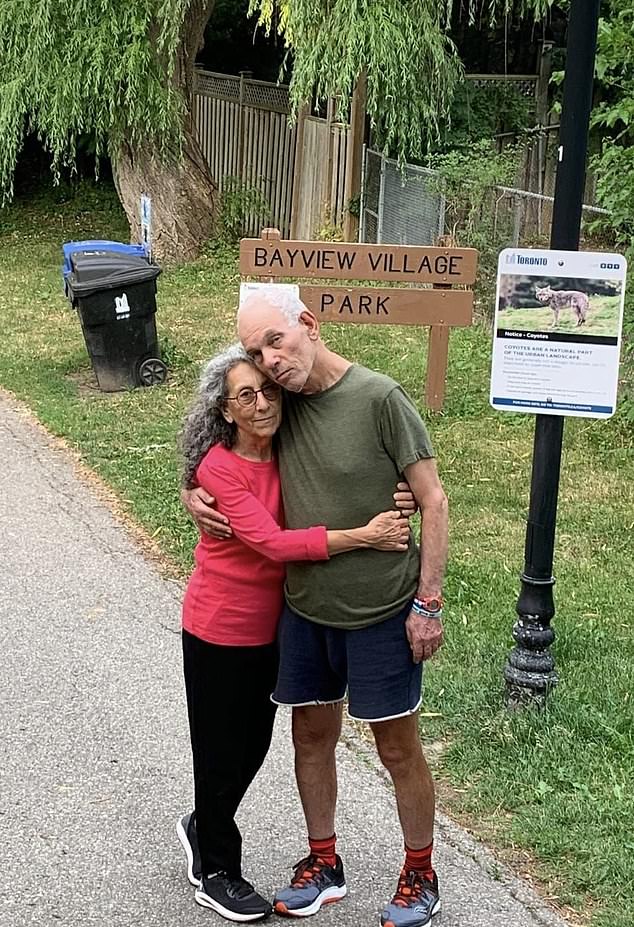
[404,841,434,881]
[309,833,337,867]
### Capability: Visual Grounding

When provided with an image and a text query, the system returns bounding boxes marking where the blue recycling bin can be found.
[62,241,166,392]
[62,240,148,296]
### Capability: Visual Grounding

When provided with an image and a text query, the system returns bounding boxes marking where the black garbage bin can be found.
[65,247,167,392]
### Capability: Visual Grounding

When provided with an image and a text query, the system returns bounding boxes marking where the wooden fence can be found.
[194,57,563,243]
[194,70,297,237]
[291,111,349,239]
[194,70,350,239]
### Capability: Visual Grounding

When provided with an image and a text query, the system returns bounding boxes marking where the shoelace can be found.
[290,854,329,888]
[226,876,256,900]
[206,872,255,899]
[391,869,433,908]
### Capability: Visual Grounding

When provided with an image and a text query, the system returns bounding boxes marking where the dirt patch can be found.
[65,367,103,397]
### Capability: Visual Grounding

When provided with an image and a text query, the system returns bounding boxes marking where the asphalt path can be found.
[0,393,569,927]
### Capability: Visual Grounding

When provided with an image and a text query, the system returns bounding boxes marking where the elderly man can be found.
[183,287,448,927]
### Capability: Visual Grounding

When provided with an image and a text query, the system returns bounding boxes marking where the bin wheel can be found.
[138,357,167,387]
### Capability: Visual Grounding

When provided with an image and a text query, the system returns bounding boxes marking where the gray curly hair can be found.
[179,343,254,488]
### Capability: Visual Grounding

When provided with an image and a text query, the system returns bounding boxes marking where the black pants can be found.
[182,629,278,879]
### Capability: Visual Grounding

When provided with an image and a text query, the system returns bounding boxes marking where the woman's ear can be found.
[221,404,233,425]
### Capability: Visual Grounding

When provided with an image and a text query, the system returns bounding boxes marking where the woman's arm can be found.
[327,512,409,554]
[198,459,408,563]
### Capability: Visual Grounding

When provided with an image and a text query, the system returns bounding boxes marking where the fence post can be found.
[290,103,309,239]
[437,190,446,240]
[325,97,336,225]
[238,70,252,184]
[359,145,367,242]
[377,154,386,243]
[535,42,553,199]
[343,72,367,242]
[512,195,522,247]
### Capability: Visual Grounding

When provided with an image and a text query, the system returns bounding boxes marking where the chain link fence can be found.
[492,186,610,246]
[360,148,610,248]
[360,148,445,246]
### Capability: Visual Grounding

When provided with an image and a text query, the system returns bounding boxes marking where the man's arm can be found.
[181,486,232,538]
[402,457,448,663]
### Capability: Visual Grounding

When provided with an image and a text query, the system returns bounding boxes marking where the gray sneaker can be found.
[176,811,202,886]
[274,854,347,916]
[380,869,440,927]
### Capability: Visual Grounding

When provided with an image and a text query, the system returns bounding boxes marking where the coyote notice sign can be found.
[490,248,627,419]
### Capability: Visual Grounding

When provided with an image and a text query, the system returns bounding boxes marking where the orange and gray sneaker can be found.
[273,854,347,917]
[380,869,440,927]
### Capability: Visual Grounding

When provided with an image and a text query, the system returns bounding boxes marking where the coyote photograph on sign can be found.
[496,275,623,337]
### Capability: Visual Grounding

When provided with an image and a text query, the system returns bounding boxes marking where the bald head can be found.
[237,287,320,393]
[238,286,307,328]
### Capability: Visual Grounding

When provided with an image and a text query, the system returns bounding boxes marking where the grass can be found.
[497,294,622,337]
[1,184,633,927]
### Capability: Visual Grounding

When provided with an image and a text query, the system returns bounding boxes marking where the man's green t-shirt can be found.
[278,364,434,629]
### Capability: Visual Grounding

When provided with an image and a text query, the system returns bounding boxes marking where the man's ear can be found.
[299,309,320,341]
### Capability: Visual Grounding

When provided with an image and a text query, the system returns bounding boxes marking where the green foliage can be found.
[591,2,634,244]
[248,1,552,162]
[0,0,554,202]
[448,0,554,24]
[250,0,463,162]
[586,1,634,418]
[218,176,271,244]
[430,141,519,315]
[0,0,188,198]
[436,80,532,151]
[315,209,344,242]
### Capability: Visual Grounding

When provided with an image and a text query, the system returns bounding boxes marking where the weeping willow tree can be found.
[0,0,216,263]
[0,0,552,262]
[250,0,555,161]
[250,0,460,163]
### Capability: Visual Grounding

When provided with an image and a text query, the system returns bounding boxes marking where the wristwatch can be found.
[411,595,443,618]
[417,596,443,613]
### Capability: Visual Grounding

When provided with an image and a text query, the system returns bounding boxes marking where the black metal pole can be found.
[504,0,602,705]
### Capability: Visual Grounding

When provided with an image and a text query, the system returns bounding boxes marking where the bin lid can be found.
[62,240,148,279]
[66,250,161,299]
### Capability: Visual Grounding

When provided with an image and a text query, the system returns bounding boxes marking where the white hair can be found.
[238,286,307,327]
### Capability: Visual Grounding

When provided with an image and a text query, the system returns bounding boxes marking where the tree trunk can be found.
[113,126,217,265]
[112,1,218,265]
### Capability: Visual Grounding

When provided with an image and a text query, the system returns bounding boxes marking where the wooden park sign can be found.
[239,229,478,410]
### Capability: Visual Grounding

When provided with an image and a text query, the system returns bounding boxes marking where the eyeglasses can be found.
[226,382,281,408]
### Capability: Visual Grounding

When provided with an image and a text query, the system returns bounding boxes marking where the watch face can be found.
[422,597,442,612]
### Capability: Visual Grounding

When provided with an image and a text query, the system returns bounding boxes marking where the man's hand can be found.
[393,480,417,519]
[181,486,232,538]
[405,611,444,663]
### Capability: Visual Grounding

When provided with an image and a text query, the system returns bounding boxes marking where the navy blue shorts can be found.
[272,600,423,722]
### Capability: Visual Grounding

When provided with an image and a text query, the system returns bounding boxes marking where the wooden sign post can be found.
[239,229,478,410]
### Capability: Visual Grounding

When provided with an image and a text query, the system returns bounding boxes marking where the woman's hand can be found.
[363,511,410,551]
[393,481,417,519]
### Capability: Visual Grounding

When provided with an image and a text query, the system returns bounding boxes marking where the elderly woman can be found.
[176,343,409,923]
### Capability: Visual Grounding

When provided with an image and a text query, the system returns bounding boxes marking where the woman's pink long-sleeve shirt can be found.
[182,443,328,646]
